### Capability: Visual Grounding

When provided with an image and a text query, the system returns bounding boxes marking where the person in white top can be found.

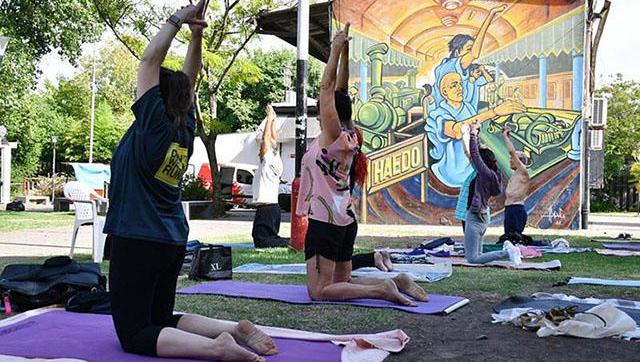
[251,104,289,248]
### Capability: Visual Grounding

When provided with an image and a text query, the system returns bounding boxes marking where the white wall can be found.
[189,132,318,185]
[278,138,317,183]
[280,141,296,182]
[189,132,260,174]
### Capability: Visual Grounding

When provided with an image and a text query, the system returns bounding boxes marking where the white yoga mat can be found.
[567,277,640,288]
[233,262,453,282]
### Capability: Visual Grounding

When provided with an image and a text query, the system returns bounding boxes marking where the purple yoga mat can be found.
[0,310,342,362]
[177,281,468,314]
[603,243,640,251]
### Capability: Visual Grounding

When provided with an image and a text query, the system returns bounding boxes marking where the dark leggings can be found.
[109,235,185,356]
[351,252,375,270]
[252,204,289,248]
[504,204,527,234]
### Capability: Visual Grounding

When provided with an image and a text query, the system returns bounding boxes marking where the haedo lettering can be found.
[371,145,422,186]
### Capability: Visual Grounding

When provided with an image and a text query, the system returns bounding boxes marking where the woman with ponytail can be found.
[464,121,522,265]
[297,24,427,305]
[105,2,275,360]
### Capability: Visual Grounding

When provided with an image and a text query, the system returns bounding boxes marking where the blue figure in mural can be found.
[427,72,476,187]
[427,72,527,188]
[465,64,494,112]
[432,4,507,106]
[568,120,581,161]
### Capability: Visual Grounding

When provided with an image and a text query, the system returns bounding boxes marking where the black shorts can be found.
[305,218,357,262]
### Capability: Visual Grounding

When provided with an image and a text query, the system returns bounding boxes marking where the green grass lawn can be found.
[0,211,75,232]
[2,235,639,328]
[172,237,640,336]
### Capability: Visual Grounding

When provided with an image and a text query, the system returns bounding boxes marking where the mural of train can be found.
[334,0,586,229]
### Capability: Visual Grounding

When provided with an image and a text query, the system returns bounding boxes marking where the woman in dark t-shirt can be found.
[104,2,275,361]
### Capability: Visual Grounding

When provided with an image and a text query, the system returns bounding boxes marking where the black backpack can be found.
[498,232,541,246]
[6,200,25,211]
[65,290,111,315]
[0,256,106,313]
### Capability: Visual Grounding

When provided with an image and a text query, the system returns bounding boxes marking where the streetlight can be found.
[89,46,97,163]
[51,136,58,203]
[0,36,9,66]
[0,125,7,144]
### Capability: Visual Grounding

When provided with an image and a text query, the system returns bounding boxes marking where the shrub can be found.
[181,173,212,201]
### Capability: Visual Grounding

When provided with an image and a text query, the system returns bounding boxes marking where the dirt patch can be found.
[387,293,638,361]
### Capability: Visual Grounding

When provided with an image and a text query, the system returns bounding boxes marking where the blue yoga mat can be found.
[602,243,640,251]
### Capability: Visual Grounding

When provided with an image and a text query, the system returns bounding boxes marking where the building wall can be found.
[334,0,585,229]
[188,131,312,186]
[188,133,260,175]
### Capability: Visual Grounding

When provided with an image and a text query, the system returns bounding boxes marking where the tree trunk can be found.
[202,132,226,217]
[201,88,226,218]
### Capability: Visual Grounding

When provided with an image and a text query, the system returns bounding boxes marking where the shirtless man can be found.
[502,127,531,234]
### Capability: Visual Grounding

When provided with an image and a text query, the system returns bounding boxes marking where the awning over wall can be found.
[257,2,331,62]
[349,33,421,69]
[480,10,585,64]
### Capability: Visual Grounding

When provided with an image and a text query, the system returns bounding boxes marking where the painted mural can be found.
[332,0,586,229]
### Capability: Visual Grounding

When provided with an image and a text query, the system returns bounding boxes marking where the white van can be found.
[203,163,292,212]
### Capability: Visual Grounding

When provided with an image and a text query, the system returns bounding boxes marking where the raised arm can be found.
[182,1,207,86]
[336,24,350,92]
[469,122,492,178]
[136,2,207,99]
[269,106,278,145]
[319,24,350,142]
[461,123,471,159]
[461,4,505,69]
[259,105,276,161]
[502,128,527,173]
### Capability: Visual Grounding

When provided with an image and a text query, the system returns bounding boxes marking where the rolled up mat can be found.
[178,280,469,315]
[602,243,640,251]
[494,296,640,324]
[0,309,343,362]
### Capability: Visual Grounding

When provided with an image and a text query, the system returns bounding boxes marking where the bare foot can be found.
[380,250,394,271]
[393,273,429,302]
[379,279,416,306]
[213,332,265,362]
[234,320,278,356]
[374,251,388,272]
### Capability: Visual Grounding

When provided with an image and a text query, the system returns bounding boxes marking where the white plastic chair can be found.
[63,181,108,262]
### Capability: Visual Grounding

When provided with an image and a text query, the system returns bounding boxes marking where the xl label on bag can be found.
[189,245,232,280]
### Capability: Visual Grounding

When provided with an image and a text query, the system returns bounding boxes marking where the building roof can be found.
[257,2,332,62]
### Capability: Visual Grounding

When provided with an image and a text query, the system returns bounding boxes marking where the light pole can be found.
[290,0,309,251]
[89,47,96,163]
[0,36,9,66]
[51,136,58,203]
